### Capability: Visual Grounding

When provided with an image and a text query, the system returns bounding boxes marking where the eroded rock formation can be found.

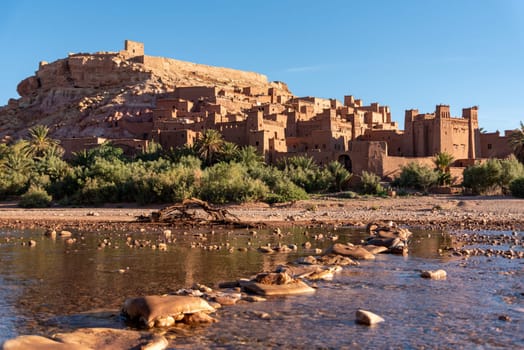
[0,40,287,141]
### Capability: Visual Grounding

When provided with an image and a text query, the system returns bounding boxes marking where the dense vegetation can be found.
[2,125,524,207]
[462,156,524,195]
[0,127,355,206]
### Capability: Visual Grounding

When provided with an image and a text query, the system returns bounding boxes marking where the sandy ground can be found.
[0,195,523,231]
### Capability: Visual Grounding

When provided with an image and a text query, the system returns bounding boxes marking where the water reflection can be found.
[0,226,521,348]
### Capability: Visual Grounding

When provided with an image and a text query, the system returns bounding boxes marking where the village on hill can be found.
[0,40,517,182]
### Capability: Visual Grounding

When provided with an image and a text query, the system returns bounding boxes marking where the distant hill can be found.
[0,40,290,141]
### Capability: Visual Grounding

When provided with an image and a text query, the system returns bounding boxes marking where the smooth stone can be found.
[254,272,294,285]
[182,311,217,324]
[277,265,328,279]
[2,335,90,350]
[44,229,57,238]
[306,269,335,281]
[355,309,385,325]
[213,294,240,306]
[257,246,274,253]
[121,295,215,328]
[53,328,168,350]
[242,295,267,302]
[327,243,375,260]
[294,256,318,265]
[240,279,315,296]
[420,269,447,280]
[318,254,359,266]
[362,244,389,254]
[59,230,73,237]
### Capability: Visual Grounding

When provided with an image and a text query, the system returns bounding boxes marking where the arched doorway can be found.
[338,154,352,172]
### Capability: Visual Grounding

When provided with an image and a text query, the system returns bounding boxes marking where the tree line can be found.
[1,124,524,208]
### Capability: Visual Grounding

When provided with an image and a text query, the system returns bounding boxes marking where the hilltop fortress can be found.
[0,40,515,180]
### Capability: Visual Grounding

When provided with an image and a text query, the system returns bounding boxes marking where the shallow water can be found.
[0,226,522,349]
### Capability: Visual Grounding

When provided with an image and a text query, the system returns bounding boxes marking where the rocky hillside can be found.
[0,42,290,140]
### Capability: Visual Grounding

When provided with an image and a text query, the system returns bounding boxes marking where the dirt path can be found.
[0,195,523,231]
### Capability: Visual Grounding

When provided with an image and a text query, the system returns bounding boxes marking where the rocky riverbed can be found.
[0,195,523,349]
[0,195,523,231]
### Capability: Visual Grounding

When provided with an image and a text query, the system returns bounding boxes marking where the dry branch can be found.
[137,198,261,228]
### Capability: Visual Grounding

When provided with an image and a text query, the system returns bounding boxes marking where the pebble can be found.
[498,315,511,322]
[355,309,384,325]
[421,269,447,280]
[44,229,56,238]
[242,295,266,302]
[59,230,72,237]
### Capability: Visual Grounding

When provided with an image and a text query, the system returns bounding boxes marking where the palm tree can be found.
[509,122,524,164]
[327,161,352,192]
[24,125,60,158]
[237,146,263,167]
[282,155,318,172]
[3,151,33,174]
[434,152,454,173]
[219,141,239,163]
[433,152,454,186]
[196,129,224,166]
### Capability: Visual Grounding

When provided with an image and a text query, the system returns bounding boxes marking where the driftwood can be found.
[138,198,262,228]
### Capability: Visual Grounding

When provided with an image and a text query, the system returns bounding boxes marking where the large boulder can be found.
[121,295,215,328]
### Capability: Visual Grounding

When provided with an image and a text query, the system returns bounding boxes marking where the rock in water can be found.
[2,335,90,350]
[355,309,385,325]
[59,230,72,237]
[182,311,217,324]
[121,295,215,328]
[53,328,168,350]
[327,243,375,260]
[420,269,447,280]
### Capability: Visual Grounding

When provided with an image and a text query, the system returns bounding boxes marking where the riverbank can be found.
[0,195,523,231]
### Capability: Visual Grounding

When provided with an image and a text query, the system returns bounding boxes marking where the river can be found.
[0,225,522,349]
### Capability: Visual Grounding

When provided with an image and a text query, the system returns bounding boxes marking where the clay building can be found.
[49,41,515,180]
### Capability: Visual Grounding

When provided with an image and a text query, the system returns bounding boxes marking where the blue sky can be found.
[1,0,523,132]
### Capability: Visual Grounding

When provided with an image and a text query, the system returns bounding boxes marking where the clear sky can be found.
[1,0,523,132]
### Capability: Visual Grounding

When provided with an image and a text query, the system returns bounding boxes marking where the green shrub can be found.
[359,171,386,195]
[78,177,118,204]
[394,162,439,191]
[199,162,269,203]
[463,161,498,195]
[326,161,352,192]
[19,186,52,208]
[510,177,524,198]
[462,157,524,195]
[277,156,331,193]
[264,178,309,203]
[498,156,524,194]
[0,171,30,199]
[131,165,199,204]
